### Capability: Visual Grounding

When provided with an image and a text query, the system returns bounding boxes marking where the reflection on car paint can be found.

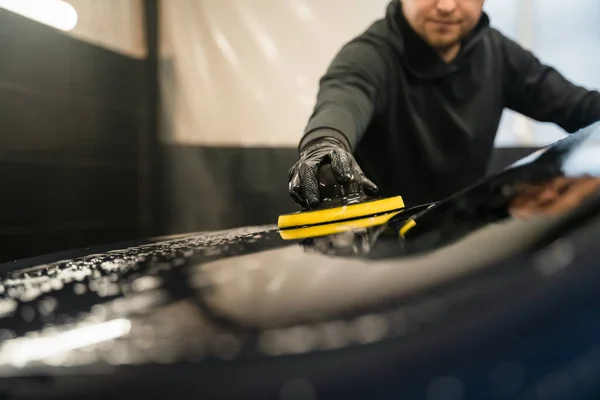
[2,123,600,398]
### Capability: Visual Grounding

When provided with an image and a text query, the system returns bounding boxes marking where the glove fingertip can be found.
[364,180,379,193]
[330,152,353,183]
[302,184,321,209]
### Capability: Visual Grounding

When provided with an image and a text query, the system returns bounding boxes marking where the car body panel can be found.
[3,122,600,398]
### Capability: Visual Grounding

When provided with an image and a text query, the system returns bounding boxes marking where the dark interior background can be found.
[0,3,539,263]
[0,7,153,263]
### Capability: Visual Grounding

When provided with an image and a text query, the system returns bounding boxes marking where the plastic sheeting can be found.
[159,0,391,147]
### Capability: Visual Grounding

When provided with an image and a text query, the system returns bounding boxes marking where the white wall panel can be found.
[66,0,146,58]
[0,0,146,58]
[527,0,600,146]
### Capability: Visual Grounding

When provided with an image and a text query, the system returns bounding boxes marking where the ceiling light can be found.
[0,0,78,31]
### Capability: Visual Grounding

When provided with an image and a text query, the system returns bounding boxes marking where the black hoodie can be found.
[299,0,600,207]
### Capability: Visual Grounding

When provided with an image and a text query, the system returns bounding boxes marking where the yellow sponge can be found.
[277,196,405,229]
[278,211,402,240]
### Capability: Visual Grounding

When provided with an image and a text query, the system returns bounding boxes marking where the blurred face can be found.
[401,0,485,51]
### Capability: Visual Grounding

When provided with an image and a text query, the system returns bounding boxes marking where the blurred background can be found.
[1,0,599,263]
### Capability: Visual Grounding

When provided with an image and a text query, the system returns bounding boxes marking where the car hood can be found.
[2,122,600,398]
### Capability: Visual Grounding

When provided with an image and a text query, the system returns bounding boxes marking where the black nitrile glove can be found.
[288,136,378,208]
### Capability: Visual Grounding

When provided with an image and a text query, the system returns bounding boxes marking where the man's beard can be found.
[424,31,464,51]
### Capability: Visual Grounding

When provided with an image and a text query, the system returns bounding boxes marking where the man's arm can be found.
[299,35,391,151]
[501,34,600,133]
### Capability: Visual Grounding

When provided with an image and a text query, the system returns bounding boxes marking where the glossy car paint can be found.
[3,122,600,398]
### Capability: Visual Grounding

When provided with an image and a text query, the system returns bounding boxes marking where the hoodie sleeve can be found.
[501,34,600,133]
[299,35,391,152]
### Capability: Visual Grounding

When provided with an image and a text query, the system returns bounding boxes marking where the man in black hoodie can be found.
[288,0,600,209]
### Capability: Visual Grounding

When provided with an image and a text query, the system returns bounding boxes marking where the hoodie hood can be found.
[385,0,491,80]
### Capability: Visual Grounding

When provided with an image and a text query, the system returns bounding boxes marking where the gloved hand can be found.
[288,136,378,208]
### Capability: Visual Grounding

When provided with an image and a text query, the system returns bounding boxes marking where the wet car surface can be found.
[3,123,600,398]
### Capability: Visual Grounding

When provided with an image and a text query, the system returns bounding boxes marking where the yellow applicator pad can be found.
[277,195,417,240]
[278,196,405,229]
[278,211,402,240]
